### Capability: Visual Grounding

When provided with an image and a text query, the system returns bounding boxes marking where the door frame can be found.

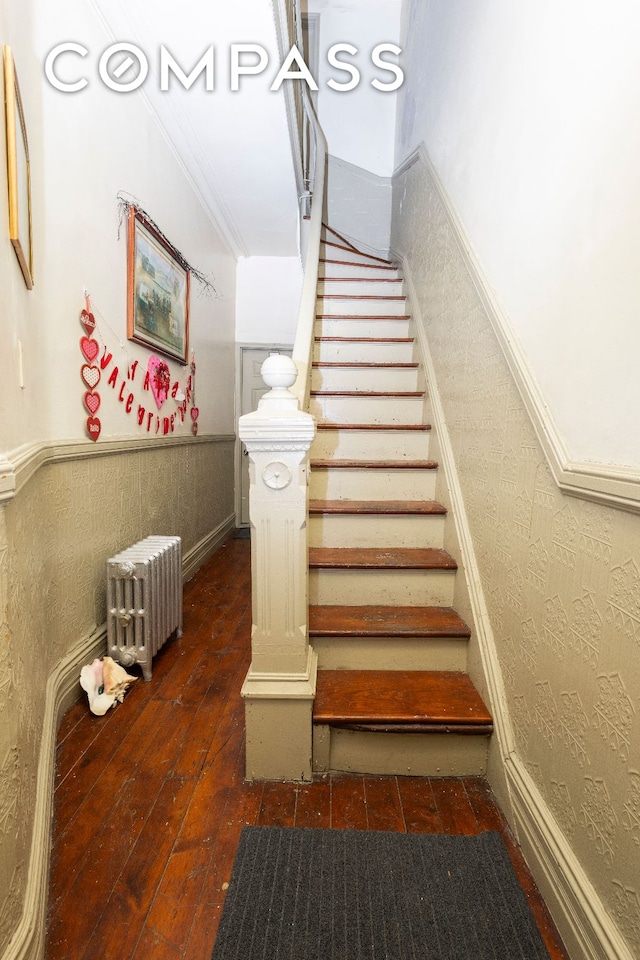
[235,342,293,526]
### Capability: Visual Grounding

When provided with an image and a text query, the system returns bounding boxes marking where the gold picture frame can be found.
[3,45,34,289]
[127,206,190,364]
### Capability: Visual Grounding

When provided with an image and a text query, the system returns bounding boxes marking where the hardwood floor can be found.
[46,536,569,960]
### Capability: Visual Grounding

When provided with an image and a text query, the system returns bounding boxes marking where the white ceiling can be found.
[91,0,301,259]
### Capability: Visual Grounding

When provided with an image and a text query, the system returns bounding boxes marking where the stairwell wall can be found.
[392,151,640,960]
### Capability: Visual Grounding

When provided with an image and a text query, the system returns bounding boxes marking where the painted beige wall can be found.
[396,0,640,469]
[392,155,640,958]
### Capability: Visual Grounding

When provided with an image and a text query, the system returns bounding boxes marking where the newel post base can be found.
[238,355,317,782]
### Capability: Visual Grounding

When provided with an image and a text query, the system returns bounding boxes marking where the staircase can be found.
[308,226,493,776]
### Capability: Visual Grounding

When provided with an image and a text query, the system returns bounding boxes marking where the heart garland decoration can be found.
[81,364,101,390]
[80,336,99,363]
[86,417,101,442]
[80,309,96,337]
[84,391,101,415]
[148,355,171,409]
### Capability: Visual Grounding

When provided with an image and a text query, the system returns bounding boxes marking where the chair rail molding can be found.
[393,143,640,515]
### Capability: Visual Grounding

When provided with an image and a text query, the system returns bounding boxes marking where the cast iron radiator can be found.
[107,535,183,680]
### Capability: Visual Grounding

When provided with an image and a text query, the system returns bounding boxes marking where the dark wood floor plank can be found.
[294,778,332,829]
[430,777,480,836]
[331,775,368,830]
[363,776,405,832]
[79,776,196,960]
[257,780,298,827]
[396,776,444,834]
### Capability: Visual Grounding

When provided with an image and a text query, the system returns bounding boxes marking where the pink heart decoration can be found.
[80,309,96,337]
[80,336,99,363]
[81,364,101,389]
[190,406,199,421]
[148,355,170,410]
[84,391,101,415]
[86,416,101,442]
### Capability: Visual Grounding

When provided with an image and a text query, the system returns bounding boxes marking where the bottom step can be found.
[313,669,492,776]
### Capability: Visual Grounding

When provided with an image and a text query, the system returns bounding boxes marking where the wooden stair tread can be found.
[319,258,398,271]
[313,362,419,368]
[310,459,438,470]
[311,390,425,398]
[318,294,407,301]
[309,605,470,638]
[320,277,403,284]
[315,337,414,343]
[317,422,431,431]
[313,670,492,729]
[309,500,446,516]
[316,314,411,320]
[309,547,457,570]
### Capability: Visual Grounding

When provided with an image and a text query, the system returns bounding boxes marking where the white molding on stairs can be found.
[393,143,640,515]
[399,255,635,960]
[0,526,234,960]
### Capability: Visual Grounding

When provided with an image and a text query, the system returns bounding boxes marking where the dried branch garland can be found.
[117,192,222,300]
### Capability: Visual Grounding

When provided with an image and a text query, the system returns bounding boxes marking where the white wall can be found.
[326,154,392,257]
[0,0,237,453]
[309,0,401,177]
[396,0,640,469]
[235,256,302,345]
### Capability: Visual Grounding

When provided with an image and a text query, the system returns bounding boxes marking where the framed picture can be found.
[127,206,190,364]
[3,45,34,289]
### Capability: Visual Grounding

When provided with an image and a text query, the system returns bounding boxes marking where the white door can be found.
[240,348,291,525]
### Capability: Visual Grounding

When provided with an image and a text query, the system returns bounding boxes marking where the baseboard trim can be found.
[183,514,236,582]
[393,143,640,513]
[398,252,633,960]
[506,756,635,960]
[1,519,234,960]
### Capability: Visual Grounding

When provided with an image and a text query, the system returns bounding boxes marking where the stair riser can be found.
[311,367,420,392]
[320,263,400,280]
[317,298,407,317]
[316,319,411,338]
[309,468,437,501]
[310,395,425,425]
[309,568,456,606]
[312,637,468,672]
[320,244,390,267]
[317,280,404,298]
[315,341,415,363]
[309,514,446,549]
[312,429,431,460]
[312,727,489,776]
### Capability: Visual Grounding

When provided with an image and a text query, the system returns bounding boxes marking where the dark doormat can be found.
[211,826,551,959]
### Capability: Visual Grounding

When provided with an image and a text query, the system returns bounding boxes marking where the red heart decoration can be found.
[84,391,101,415]
[86,416,101,442]
[190,406,199,421]
[81,364,101,389]
[148,355,171,409]
[191,421,198,436]
[80,336,99,363]
[80,309,96,337]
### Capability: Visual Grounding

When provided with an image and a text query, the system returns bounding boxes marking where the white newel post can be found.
[238,354,317,781]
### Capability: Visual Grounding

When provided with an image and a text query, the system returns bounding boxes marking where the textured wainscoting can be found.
[392,155,640,960]
[0,435,234,960]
